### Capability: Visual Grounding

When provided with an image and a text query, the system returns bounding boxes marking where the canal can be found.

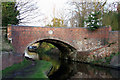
[2,51,120,79]
[47,54,120,80]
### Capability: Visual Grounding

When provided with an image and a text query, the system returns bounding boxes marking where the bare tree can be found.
[47,5,70,27]
[67,0,107,27]
[56,9,70,27]
[16,0,42,25]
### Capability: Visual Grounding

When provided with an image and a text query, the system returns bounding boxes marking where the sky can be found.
[17,0,119,26]
[35,0,69,26]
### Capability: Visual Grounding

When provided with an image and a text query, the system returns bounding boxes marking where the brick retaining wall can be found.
[2,52,23,70]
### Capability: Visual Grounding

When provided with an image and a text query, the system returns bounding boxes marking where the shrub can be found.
[85,11,102,31]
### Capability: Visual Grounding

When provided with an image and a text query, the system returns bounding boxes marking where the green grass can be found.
[2,59,32,77]
[27,60,52,78]
[2,59,52,79]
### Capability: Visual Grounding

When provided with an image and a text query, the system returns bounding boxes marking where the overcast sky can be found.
[17,0,119,26]
[36,0,69,26]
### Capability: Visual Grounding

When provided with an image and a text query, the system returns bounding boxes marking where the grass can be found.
[2,59,32,77]
[27,60,52,78]
[2,59,52,79]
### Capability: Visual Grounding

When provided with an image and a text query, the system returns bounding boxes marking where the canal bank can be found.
[66,52,120,70]
[2,52,120,79]
[2,59,52,79]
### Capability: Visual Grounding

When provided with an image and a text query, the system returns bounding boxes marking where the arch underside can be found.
[35,39,77,60]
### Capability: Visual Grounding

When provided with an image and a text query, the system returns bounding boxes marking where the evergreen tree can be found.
[2,2,19,27]
[85,11,102,31]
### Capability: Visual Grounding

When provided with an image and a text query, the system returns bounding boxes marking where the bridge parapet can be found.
[8,25,111,54]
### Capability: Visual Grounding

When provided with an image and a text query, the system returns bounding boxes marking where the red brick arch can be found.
[26,37,77,50]
[8,25,110,55]
[24,38,77,55]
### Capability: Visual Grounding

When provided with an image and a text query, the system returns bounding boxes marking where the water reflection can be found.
[26,50,120,79]
[48,58,120,80]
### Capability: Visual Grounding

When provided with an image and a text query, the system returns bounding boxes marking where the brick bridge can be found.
[7,25,118,61]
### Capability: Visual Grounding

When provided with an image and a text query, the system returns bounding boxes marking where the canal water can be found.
[48,54,120,80]
[2,51,120,79]
[26,43,120,79]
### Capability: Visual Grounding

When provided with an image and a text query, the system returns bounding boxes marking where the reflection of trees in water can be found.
[71,63,119,78]
[49,60,77,80]
[26,50,39,60]
[49,60,120,80]
[26,42,120,79]
[47,59,61,76]
[37,48,61,76]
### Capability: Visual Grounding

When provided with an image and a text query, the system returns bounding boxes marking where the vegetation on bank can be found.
[91,52,120,66]
[1,39,13,51]
[2,59,32,77]
[36,42,56,60]
[25,60,52,78]
[1,28,13,51]
[2,59,52,79]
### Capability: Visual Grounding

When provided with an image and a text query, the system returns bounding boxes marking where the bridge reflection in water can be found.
[48,58,120,80]
[25,49,120,80]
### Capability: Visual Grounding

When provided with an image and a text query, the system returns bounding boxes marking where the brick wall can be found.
[2,52,23,70]
[108,31,119,52]
[86,31,119,62]
[10,26,110,54]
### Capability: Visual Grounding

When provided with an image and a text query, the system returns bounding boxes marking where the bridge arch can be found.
[25,38,77,60]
